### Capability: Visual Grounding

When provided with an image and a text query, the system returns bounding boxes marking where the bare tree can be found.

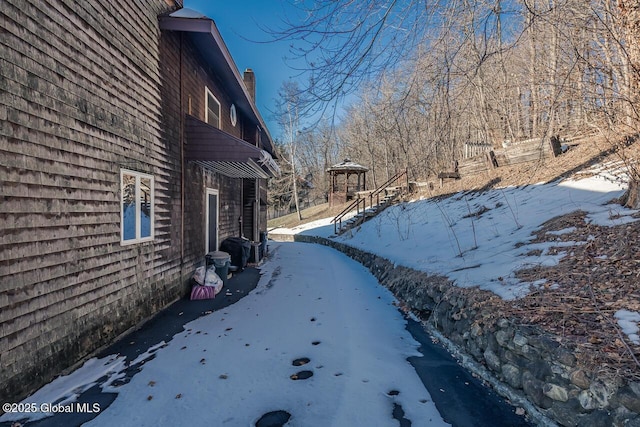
[269,0,453,116]
[617,0,640,127]
[616,0,640,207]
[274,81,308,220]
[295,120,342,204]
[267,141,294,218]
[269,0,640,200]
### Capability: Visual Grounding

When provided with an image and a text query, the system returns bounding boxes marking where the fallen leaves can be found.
[490,208,640,379]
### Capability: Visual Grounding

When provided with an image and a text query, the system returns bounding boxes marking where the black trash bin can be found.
[220,237,251,271]
[206,251,231,282]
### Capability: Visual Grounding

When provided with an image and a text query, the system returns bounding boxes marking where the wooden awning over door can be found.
[184,115,280,179]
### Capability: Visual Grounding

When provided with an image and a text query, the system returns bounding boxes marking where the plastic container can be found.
[220,237,251,270]
[206,251,230,282]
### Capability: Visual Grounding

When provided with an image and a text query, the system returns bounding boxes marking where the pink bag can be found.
[190,284,216,300]
[190,266,224,300]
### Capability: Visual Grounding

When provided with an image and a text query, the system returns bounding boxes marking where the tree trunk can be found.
[623,178,640,209]
[291,149,302,221]
[618,1,640,206]
[527,5,538,138]
[618,0,640,127]
[618,1,640,72]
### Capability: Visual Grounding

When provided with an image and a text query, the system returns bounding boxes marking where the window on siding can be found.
[121,169,154,244]
[205,87,220,128]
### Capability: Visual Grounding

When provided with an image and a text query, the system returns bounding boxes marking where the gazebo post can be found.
[344,173,349,200]
[329,171,336,206]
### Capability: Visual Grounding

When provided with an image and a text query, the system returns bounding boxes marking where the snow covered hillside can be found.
[272,160,640,345]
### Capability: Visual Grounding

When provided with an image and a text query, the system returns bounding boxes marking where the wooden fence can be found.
[500,137,563,166]
[439,136,563,185]
[464,142,493,159]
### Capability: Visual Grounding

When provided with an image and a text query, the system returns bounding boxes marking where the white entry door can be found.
[205,189,219,253]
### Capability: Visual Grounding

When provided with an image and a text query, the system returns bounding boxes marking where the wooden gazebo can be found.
[327,159,369,206]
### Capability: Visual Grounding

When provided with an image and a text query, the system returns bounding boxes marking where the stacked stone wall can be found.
[296,235,640,427]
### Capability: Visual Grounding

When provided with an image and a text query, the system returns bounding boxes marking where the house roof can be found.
[184,115,280,179]
[158,8,275,155]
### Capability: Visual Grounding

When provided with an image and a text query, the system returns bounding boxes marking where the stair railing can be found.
[331,197,366,234]
[368,169,408,208]
[331,169,409,234]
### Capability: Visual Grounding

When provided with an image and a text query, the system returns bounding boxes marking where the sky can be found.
[184,0,302,138]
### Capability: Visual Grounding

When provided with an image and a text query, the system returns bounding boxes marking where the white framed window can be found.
[205,87,221,128]
[121,169,154,245]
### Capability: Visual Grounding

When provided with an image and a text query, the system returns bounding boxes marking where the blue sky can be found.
[184,0,301,138]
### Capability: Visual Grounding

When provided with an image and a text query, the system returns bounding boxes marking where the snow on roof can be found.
[168,7,207,19]
[327,158,369,172]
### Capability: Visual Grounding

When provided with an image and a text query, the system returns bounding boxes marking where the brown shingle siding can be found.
[1,0,184,403]
[1,0,274,405]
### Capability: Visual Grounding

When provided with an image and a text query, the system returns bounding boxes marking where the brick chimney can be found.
[243,68,255,102]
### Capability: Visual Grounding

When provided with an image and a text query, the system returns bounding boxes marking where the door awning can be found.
[185,115,280,179]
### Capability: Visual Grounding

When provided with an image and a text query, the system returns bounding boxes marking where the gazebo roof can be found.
[327,158,369,173]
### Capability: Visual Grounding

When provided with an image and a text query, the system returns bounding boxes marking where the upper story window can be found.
[230,104,237,127]
[205,87,220,128]
[121,169,154,245]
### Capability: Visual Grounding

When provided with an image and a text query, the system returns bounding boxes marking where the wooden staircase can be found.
[331,170,409,235]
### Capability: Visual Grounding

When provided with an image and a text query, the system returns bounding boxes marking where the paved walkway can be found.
[1,267,262,427]
[3,242,530,427]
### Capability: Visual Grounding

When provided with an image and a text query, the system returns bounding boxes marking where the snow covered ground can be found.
[1,243,448,427]
[4,163,640,426]
[615,310,640,345]
[271,164,640,346]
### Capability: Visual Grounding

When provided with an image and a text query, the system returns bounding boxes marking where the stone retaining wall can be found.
[294,235,640,427]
